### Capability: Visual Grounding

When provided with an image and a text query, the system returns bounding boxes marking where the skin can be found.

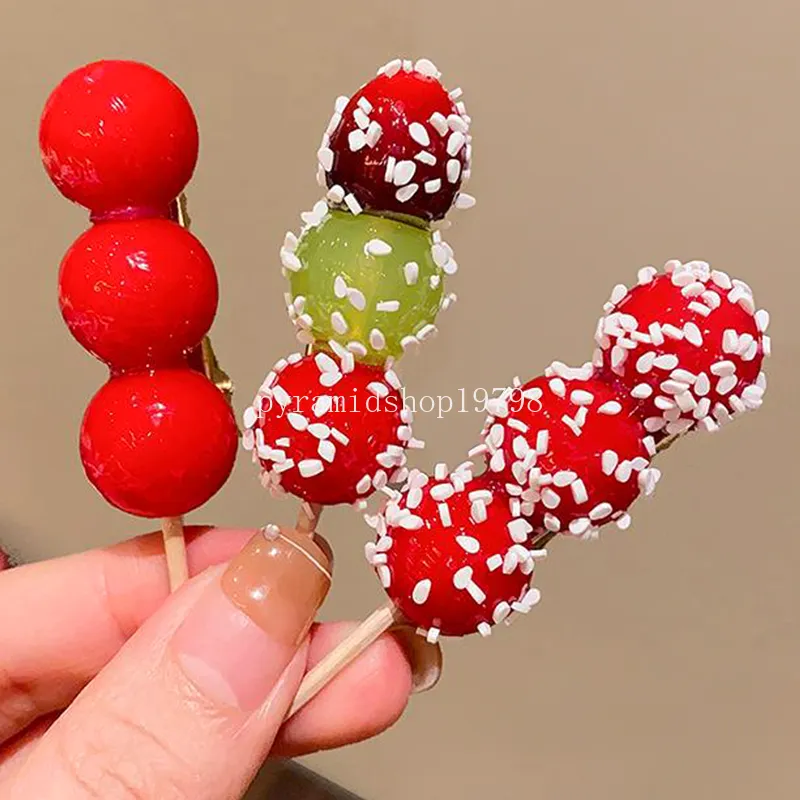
[0,526,414,798]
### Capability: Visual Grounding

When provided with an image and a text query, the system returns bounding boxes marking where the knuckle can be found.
[0,665,41,742]
[55,704,195,800]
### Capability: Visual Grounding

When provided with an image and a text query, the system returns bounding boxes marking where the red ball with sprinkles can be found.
[243,349,420,507]
[367,465,543,641]
[320,57,475,222]
[476,365,659,539]
[595,260,769,438]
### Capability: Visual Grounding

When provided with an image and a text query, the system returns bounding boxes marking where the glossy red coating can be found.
[40,60,198,216]
[248,354,408,506]
[80,369,238,518]
[59,218,218,370]
[485,375,651,535]
[326,70,469,221]
[598,273,763,432]
[380,473,532,636]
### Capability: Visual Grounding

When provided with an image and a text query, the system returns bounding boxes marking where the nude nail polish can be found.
[221,525,332,647]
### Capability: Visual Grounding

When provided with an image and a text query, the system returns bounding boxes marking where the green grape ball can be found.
[285,208,452,364]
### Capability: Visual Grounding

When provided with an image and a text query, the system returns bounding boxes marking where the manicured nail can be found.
[392,626,443,694]
[172,526,331,711]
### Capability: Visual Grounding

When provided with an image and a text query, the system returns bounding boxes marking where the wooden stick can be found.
[161,516,189,591]
[289,600,405,718]
[296,502,323,536]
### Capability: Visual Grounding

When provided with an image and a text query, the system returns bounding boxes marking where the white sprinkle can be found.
[344,193,363,215]
[329,311,349,335]
[536,430,550,454]
[644,416,666,432]
[409,121,430,146]
[412,579,432,604]
[689,301,711,317]
[453,566,473,590]
[493,601,511,623]
[717,374,737,395]
[456,535,481,554]
[508,518,533,543]
[549,378,566,398]
[298,459,324,478]
[598,400,622,415]
[638,266,657,285]
[429,112,449,137]
[616,514,632,530]
[414,57,439,77]
[415,150,437,166]
[425,626,440,644]
[553,470,577,487]
[562,415,582,437]
[615,461,633,483]
[755,309,770,333]
[571,389,594,406]
[570,478,589,504]
[477,622,492,637]
[569,518,591,536]
[660,379,690,395]
[455,193,476,210]
[366,329,385,351]
[648,322,664,346]
[334,95,349,113]
[400,262,420,288]
[365,238,392,257]
[396,184,419,203]
[317,146,334,171]
[287,412,308,432]
[308,422,331,440]
[345,287,366,311]
[280,248,302,272]
[243,406,258,429]
[446,158,462,184]
[326,185,345,204]
[590,502,613,521]
[424,179,442,193]
[544,513,561,532]
[662,324,684,341]
[631,383,653,399]
[318,440,336,463]
[272,385,291,408]
[394,159,418,187]
[653,354,679,370]
[710,360,736,377]
[602,450,619,475]
[348,129,367,151]
[447,131,466,156]
[636,352,657,373]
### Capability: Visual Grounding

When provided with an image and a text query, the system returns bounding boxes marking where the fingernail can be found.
[391,626,443,694]
[172,526,331,711]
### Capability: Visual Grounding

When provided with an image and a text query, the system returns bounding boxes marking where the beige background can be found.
[1,0,797,797]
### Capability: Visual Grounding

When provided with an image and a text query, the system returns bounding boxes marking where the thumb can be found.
[9,527,331,800]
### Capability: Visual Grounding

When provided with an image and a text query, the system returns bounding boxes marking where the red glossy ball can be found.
[595,261,768,438]
[323,60,472,222]
[372,470,539,639]
[59,219,218,370]
[80,369,238,518]
[40,60,198,216]
[481,370,657,538]
[244,351,413,506]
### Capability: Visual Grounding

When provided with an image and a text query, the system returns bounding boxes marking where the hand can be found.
[0,526,441,798]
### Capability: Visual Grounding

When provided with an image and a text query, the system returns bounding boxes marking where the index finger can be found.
[0,526,253,743]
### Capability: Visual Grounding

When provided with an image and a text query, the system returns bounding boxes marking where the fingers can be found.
[273,622,413,757]
[6,528,333,800]
[0,526,252,743]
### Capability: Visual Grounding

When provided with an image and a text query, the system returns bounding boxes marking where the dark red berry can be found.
[80,369,237,518]
[370,469,541,640]
[244,350,415,506]
[595,261,768,438]
[480,369,657,538]
[59,219,218,370]
[40,60,198,216]
[322,58,473,222]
